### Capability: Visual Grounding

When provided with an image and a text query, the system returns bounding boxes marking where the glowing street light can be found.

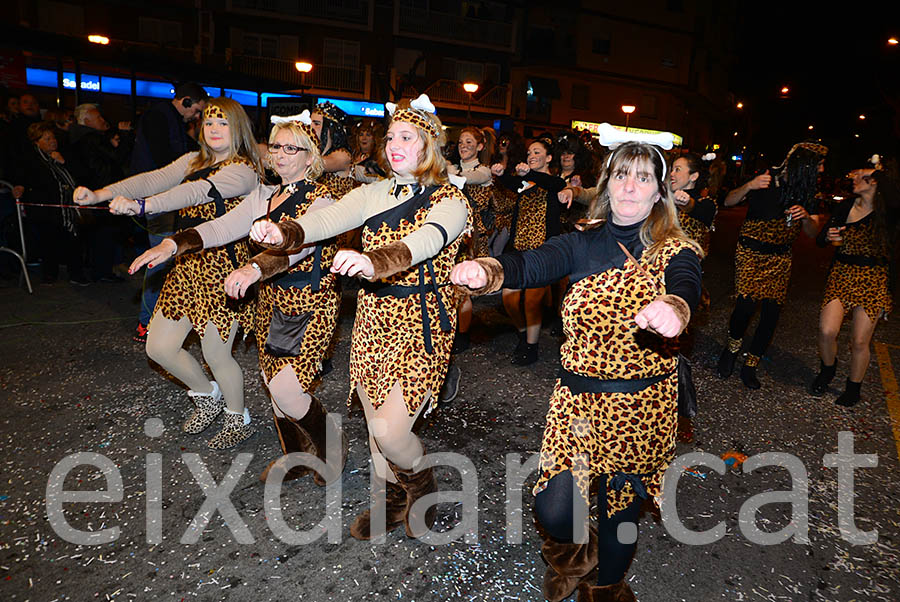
[88,34,110,45]
[888,37,898,45]
[808,125,814,130]
[780,86,790,95]
[294,61,313,73]
[462,82,479,94]
[621,104,636,131]
[859,114,866,120]
[462,82,480,124]
[736,102,744,109]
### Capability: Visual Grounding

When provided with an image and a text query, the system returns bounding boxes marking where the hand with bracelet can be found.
[109,196,146,216]
[224,262,262,299]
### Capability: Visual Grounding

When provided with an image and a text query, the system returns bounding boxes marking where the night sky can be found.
[731,4,899,169]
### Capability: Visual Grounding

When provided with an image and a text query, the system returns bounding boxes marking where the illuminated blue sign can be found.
[317,97,384,118]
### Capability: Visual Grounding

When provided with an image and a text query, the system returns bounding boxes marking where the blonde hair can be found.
[587,142,702,262]
[268,122,325,182]
[190,97,262,175]
[386,99,449,186]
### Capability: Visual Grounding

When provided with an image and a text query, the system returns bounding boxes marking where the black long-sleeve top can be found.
[496,219,702,310]
[497,169,567,241]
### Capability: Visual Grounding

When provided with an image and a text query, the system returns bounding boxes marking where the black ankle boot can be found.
[513,331,526,355]
[808,360,836,396]
[452,331,471,354]
[512,343,538,366]
[835,379,862,407]
[717,349,738,378]
[740,364,761,389]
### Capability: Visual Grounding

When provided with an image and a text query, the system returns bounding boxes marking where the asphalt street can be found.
[1,204,899,602]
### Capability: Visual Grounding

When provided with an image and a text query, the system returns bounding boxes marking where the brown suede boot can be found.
[258,412,314,483]
[295,395,348,486]
[540,525,599,602]
[349,477,407,540]
[388,456,438,538]
[576,581,636,602]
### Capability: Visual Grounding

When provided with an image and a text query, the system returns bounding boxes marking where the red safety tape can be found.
[16,202,110,210]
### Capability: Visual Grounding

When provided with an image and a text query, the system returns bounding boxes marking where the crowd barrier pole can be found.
[0,180,33,294]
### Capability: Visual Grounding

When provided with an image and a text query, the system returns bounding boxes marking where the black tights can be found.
[728,295,782,357]
[534,471,643,586]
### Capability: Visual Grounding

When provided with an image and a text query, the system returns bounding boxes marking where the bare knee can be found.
[850,336,871,355]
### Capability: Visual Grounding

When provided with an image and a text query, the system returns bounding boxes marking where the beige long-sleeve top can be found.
[448,158,492,187]
[292,175,468,265]
[103,153,258,214]
[194,181,333,266]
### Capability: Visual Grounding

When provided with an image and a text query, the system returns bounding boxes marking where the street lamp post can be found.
[463,82,479,125]
[621,104,636,131]
[295,61,313,92]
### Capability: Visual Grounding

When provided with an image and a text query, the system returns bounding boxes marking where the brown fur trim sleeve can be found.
[258,220,306,252]
[248,252,290,281]
[658,294,691,335]
[363,240,413,280]
[168,228,203,256]
[468,257,504,296]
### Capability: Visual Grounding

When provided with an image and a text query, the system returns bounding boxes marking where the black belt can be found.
[558,367,673,395]
[835,253,889,267]
[274,245,325,292]
[360,259,451,354]
[738,235,791,255]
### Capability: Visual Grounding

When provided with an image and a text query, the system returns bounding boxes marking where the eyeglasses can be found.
[268,143,308,155]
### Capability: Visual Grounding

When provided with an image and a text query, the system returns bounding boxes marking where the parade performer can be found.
[351,118,387,184]
[717,142,827,389]
[489,131,525,256]
[312,100,359,198]
[491,137,566,365]
[129,112,348,481]
[73,98,261,448]
[249,94,470,540]
[670,152,717,256]
[447,126,495,354]
[809,164,899,406]
[452,128,702,602]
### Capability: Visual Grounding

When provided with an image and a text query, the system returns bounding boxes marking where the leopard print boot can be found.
[183,381,225,434]
[208,408,255,449]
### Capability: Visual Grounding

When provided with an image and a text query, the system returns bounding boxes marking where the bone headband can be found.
[385,94,441,139]
[597,122,674,179]
[271,110,320,148]
[203,104,227,120]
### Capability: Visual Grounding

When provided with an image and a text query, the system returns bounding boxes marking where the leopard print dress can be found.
[822,213,892,322]
[534,238,691,517]
[254,181,341,389]
[466,182,494,258]
[492,178,517,233]
[154,158,256,341]
[734,218,801,304]
[678,194,717,257]
[513,184,551,251]
[350,184,472,416]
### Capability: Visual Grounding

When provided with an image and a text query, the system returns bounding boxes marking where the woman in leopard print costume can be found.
[131,112,348,481]
[717,142,828,389]
[453,138,702,602]
[74,98,261,449]
[491,137,567,365]
[809,166,899,406]
[250,95,470,542]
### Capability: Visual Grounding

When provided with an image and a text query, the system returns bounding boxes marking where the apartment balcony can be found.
[232,55,370,97]
[228,0,372,29]
[400,79,511,116]
[395,1,516,52]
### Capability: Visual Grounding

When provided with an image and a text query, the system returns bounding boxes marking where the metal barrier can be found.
[0,180,33,293]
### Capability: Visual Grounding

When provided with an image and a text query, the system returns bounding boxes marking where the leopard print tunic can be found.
[255,182,341,388]
[734,218,800,304]
[465,182,494,258]
[350,184,472,416]
[535,238,691,517]
[319,171,362,200]
[678,195,716,257]
[154,158,256,341]
[513,184,550,251]
[822,214,892,322]
[492,178,517,233]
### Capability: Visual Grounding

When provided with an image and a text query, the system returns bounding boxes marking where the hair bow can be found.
[596,122,675,150]
[702,152,716,161]
[270,110,312,126]
[869,154,882,169]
